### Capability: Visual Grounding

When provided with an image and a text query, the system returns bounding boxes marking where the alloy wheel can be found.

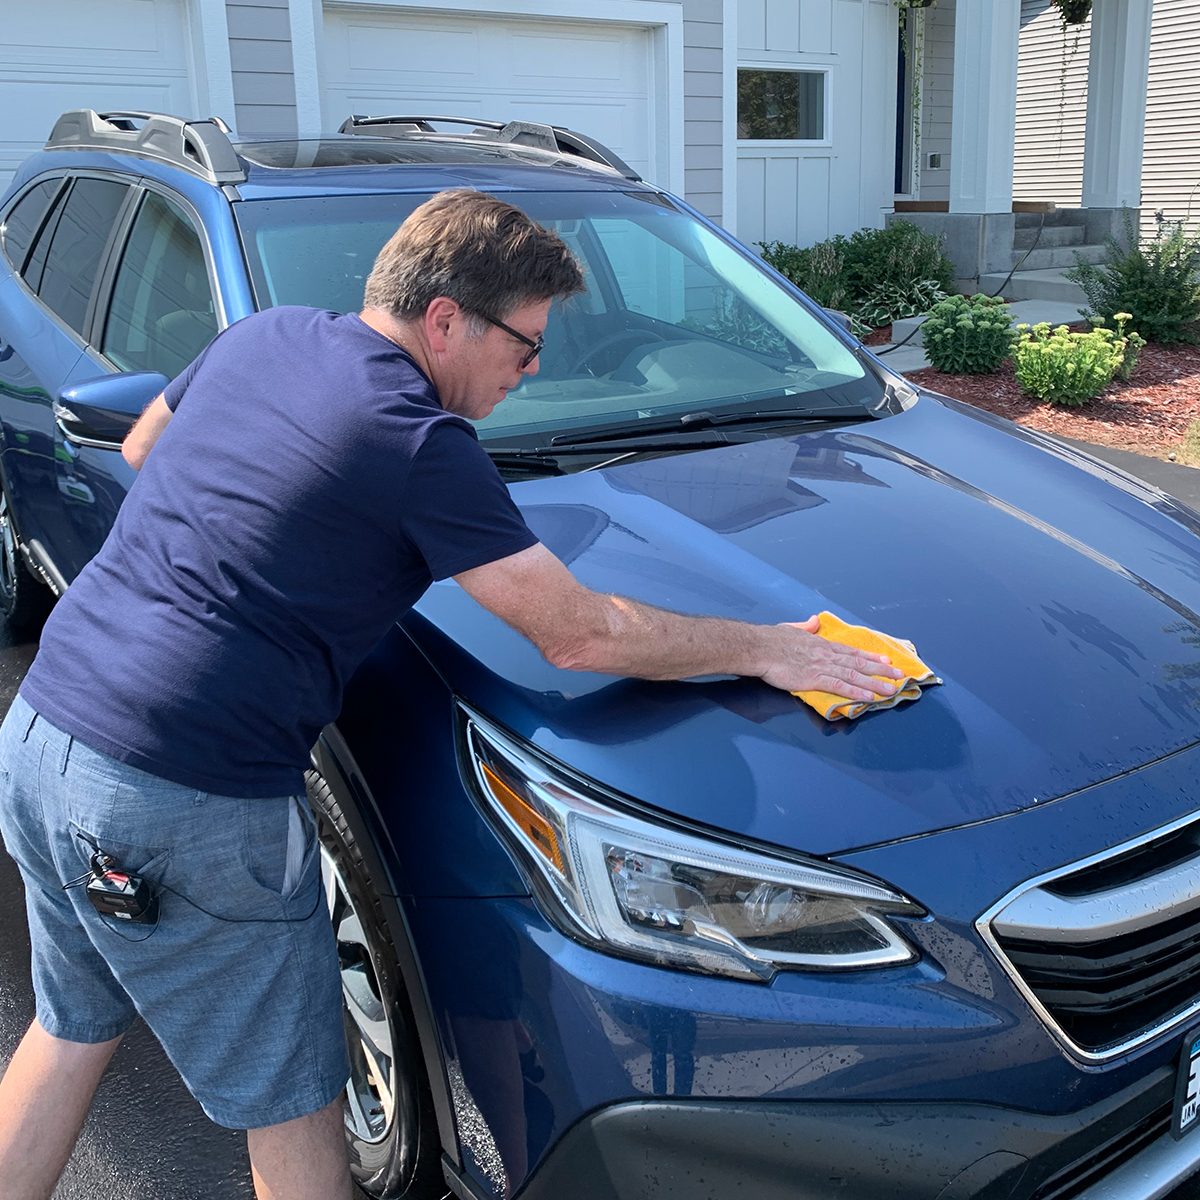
[320,843,399,1145]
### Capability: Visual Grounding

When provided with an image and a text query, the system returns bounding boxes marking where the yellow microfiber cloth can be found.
[793,611,942,721]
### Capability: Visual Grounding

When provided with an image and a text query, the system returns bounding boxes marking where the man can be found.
[0,190,901,1200]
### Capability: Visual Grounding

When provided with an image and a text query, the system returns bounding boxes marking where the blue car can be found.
[5,108,1200,1200]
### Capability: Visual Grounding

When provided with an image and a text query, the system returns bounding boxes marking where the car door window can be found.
[19,183,70,294]
[36,177,129,336]
[102,191,218,379]
[0,178,62,273]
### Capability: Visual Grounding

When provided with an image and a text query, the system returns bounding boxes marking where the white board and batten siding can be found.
[736,0,897,251]
[0,0,197,195]
[1013,0,1200,239]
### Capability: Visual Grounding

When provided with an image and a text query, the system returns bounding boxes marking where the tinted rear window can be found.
[0,179,61,273]
[38,178,128,335]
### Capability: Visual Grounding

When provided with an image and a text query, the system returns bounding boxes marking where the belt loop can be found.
[59,734,73,777]
[20,706,37,743]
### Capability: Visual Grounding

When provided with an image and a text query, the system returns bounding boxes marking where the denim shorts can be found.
[0,693,350,1129]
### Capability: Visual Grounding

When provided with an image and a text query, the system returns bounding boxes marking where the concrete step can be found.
[1015,208,1090,228]
[1013,224,1084,250]
[1011,242,1108,271]
[979,267,1089,307]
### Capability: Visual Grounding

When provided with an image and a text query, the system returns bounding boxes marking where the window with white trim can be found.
[737,68,826,142]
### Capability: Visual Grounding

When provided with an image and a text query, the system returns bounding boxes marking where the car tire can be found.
[306,768,446,1200]
[0,483,50,636]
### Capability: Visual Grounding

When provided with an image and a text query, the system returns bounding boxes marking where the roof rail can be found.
[45,110,245,186]
[338,114,641,181]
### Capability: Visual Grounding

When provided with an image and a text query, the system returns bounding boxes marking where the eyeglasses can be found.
[478,312,544,369]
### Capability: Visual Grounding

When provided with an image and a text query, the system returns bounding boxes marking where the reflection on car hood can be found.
[407,395,1200,856]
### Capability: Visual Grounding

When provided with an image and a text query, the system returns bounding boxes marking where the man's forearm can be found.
[546,592,773,681]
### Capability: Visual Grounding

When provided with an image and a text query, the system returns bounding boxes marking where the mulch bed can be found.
[906,341,1200,460]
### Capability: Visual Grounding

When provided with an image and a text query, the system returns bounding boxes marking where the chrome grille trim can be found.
[977,807,1200,1064]
[992,851,1200,944]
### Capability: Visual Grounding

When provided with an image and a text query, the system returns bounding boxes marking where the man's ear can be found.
[423,296,462,355]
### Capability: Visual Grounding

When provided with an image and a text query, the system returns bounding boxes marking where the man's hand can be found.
[758,616,903,701]
[122,394,173,470]
[456,545,904,700]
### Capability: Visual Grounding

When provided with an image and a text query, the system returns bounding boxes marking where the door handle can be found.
[0,340,13,363]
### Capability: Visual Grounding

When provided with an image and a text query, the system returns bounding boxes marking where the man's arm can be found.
[122,394,174,470]
[455,544,903,702]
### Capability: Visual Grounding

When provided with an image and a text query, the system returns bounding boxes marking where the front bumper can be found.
[495,1076,1199,1200]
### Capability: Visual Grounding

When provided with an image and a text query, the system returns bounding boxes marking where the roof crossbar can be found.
[338,114,641,181]
[45,110,245,186]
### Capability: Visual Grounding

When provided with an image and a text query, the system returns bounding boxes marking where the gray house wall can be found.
[227,0,297,134]
[682,0,724,221]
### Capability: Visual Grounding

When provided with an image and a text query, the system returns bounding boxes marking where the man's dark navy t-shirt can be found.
[20,307,538,797]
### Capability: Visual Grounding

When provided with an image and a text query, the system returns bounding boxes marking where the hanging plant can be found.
[1052,0,1092,26]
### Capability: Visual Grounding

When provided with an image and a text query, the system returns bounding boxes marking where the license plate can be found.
[1173,1026,1200,1139]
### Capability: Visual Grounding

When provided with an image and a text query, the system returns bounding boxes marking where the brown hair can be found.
[363,189,583,323]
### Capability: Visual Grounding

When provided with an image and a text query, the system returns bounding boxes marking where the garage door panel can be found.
[0,0,192,195]
[8,0,186,61]
[322,7,655,181]
[508,30,638,87]
[336,21,481,77]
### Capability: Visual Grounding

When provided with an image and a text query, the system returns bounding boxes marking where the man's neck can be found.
[358,309,433,379]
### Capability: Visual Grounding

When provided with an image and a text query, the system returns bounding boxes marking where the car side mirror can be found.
[54,372,169,449]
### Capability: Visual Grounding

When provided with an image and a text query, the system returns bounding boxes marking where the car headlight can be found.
[463,710,923,982]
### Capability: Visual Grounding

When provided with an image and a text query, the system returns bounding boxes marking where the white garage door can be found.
[322,8,655,181]
[0,0,195,195]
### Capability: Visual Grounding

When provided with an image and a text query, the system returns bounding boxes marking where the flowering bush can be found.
[1012,313,1144,406]
[920,293,1016,374]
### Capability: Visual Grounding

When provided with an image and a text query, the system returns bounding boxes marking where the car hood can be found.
[407,394,1200,856]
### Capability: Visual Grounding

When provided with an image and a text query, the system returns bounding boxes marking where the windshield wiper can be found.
[488,435,732,473]
[548,403,884,448]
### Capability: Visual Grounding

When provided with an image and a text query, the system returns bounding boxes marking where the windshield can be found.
[234,190,880,444]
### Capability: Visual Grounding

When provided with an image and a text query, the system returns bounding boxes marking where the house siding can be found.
[1142,0,1200,236]
[684,0,726,222]
[227,0,297,134]
[917,0,955,202]
[1014,0,1200,239]
[1013,0,1089,207]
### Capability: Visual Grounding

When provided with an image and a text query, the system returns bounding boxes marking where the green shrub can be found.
[1012,321,1134,406]
[759,220,954,330]
[920,293,1016,374]
[856,278,948,331]
[1068,212,1200,344]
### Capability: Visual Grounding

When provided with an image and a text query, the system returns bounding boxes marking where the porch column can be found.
[948,0,1021,213]
[1081,0,1154,210]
